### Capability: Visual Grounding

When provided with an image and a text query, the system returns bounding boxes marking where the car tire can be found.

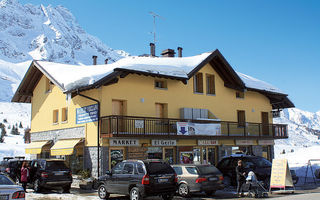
[162,193,174,200]
[205,190,216,196]
[130,187,143,200]
[223,176,231,187]
[98,184,110,200]
[33,179,41,193]
[63,184,71,193]
[178,183,189,197]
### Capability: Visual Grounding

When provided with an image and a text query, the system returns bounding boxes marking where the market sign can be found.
[176,122,221,136]
[110,139,139,146]
[236,140,255,145]
[152,140,176,146]
[198,140,219,146]
[258,140,274,145]
[76,104,98,124]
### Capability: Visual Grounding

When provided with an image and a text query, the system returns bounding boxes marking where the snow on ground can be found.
[0,102,31,159]
[26,192,100,200]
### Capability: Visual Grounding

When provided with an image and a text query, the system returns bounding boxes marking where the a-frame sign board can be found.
[270,159,295,193]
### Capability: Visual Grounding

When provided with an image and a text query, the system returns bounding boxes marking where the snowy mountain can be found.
[0,0,129,102]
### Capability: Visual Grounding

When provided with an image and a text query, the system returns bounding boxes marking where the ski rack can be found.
[304,159,320,184]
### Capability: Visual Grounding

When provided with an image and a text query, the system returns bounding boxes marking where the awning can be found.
[25,141,51,154]
[50,139,83,156]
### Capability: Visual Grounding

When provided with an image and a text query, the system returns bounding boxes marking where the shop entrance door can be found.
[261,112,269,136]
[109,148,125,170]
[163,147,175,164]
[203,147,217,165]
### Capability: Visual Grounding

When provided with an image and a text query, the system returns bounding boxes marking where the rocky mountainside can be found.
[0,0,128,101]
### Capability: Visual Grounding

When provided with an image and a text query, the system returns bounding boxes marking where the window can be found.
[237,110,246,127]
[45,78,53,93]
[186,167,198,175]
[155,80,167,89]
[62,107,68,122]
[193,73,203,93]
[53,109,59,124]
[122,163,134,174]
[173,167,183,175]
[136,163,145,174]
[112,162,124,174]
[236,91,244,98]
[206,74,215,95]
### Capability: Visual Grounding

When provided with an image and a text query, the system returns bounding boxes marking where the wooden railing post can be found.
[258,124,261,137]
[116,116,119,136]
[227,122,230,136]
[143,118,146,136]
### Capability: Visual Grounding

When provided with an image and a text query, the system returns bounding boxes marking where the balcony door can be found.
[261,112,269,136]
[112,100,126,133]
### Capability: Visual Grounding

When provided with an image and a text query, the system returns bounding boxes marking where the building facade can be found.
[12,49,294,177]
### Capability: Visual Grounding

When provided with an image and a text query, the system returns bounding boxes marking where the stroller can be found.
[245,171,269,198]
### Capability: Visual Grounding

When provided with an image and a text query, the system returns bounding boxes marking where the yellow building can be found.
[12,48,294,177]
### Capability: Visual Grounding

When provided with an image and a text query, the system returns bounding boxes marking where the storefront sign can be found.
[152,140,176,146]
[198,140,219,146]
[135,120,144,128]
[258,140,274,145]
[177,122,221,136]
[110,139,139,146]
[236,140,254,145]
[76,104,98,124]
[270,159,294,190]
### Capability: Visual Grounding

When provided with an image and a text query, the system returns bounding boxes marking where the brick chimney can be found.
[161,49,175,57]
[150,43,155,57]
[92,55,97,65]
[105,59,109,64]
[177,47,183,57]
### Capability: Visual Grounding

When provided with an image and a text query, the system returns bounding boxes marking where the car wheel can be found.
[63,184,71,193]
[223,176,231,187]
[98,184,110,200]
[33,179,41,193]
[162,193,174,200]
[178,183,189,197]
[130,187,143,200]
[205,190,216,196]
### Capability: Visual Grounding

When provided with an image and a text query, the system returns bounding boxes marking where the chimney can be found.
[104,59,109,64]
[161,49,175,57]
[177,47,183,57]
[150,43,155,57]
[92,55,97,65]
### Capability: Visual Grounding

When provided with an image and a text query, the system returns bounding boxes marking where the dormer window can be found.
[155,80,167,89]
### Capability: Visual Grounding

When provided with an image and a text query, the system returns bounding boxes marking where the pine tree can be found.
[0,127,6,143]
[10,125,19,135]
[3,119,7,123]
[19,122,23,128]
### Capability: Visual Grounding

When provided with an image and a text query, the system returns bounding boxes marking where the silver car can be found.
[172,164,224,197]
[0,174,25,200]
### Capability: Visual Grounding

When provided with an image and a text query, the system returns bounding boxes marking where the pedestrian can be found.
[20,161,29,192]
[236,159,246,197]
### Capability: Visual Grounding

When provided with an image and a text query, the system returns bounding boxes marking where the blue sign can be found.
[76,104,99,124]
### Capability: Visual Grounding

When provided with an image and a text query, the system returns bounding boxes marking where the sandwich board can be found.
[270,159,295,193]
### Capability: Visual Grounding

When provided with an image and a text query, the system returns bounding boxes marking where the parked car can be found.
[29,159,72,193]
[0,158,29,184]
[171,164,224,197]
[0,173,25,200]
[97,160,178,200]
[216,154,272,187]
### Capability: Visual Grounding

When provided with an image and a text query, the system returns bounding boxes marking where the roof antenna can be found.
[149,11,164,45]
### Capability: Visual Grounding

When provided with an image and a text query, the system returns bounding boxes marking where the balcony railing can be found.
[100,115,288,139]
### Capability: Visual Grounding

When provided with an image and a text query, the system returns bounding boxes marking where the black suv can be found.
[0,157,28,184]
[29,159,72,193]
[98,160,178,200]
[216,154,272,187]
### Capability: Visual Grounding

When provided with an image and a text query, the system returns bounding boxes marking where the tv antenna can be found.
[149,11,164,44]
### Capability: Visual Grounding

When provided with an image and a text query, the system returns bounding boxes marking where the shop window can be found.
[193,73,203,93]
[236,91,244,98]
[112,162,124,174]
[237,110,246,127]
[53,109,59,124]
[147,147,162,159]
[173,166,183,175]
[122,163,134,174]
[155,80,167,89]
[180,151,194,164]
[45,78,53,93]
[62,107,68,122]
[110,149,124,169]
[206,74,215,95]
[164,148,174,164]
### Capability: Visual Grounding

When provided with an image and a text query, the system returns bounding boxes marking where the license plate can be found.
[0,195,9,200]
[158,178,168,183]
[209,177,218,181]
[54,172,64,175]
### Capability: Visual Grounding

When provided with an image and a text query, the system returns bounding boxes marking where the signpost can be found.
[270,159,294,193]
[76,104,98,124]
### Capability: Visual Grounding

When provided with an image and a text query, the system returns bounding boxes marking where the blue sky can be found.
[21,0,320,112]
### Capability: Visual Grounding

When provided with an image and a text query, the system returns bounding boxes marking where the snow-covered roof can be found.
[35,52,212,92]
[237,72,285,95]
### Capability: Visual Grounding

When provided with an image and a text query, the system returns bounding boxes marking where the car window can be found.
[185,167,198,175]
[136,163,145,174]
[112,162,124,174]
[145,162,175,175]
[218,159,230,168]
[123,163,134,174]
[243,160,255,168]
[173,167,183,175]
[251,157,272,167]
[45,161,68,170]
[197,165,220,175]
[0,175,14,185]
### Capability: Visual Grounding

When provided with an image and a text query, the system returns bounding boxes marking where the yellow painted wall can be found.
[30,63,273,147]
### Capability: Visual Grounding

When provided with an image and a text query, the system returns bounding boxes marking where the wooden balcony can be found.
[100,115,288,139]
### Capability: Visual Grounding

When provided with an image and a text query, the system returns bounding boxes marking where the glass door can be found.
[109,148,125,169]
[163,147,175,164]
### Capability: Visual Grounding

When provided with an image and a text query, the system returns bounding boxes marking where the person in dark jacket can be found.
[236,159,246,197]
[20,161,29,192]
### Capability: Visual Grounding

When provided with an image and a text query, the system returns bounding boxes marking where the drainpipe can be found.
[77,91,101,178]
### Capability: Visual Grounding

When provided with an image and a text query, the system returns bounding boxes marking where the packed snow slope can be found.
[0,0,128,102]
